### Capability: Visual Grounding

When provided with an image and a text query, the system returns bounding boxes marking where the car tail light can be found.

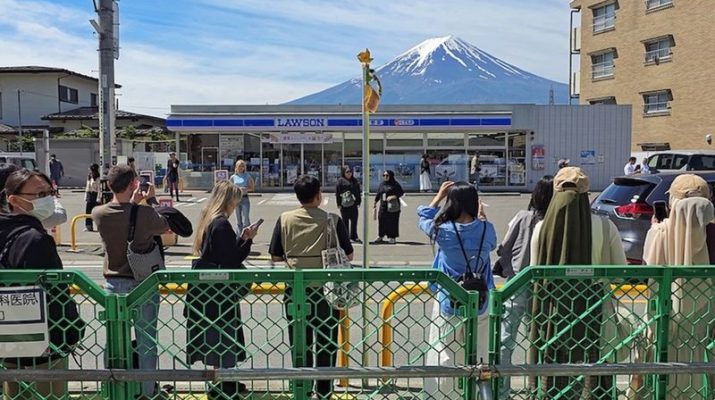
[627,258,644,265]
[614,202,653,220]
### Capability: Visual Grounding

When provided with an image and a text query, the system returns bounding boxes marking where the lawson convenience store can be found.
[166,104,632,192]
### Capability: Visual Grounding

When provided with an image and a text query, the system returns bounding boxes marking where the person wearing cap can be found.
[629,174,715,397]
[527,167,626,399]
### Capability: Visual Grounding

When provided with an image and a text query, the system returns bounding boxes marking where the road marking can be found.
[322,197,329,206]
[258,199,268,205]
[197,197,207,203]
[400,198,408,207]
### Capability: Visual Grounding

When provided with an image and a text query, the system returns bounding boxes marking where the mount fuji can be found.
[288,35,568,105]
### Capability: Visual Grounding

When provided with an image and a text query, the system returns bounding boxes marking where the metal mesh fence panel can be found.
[489,265,715,400]
[0,271,107,400]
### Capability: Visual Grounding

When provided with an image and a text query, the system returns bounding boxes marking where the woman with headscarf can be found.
[528,167,626,399]
[628,174,715,399]
[336,166,362,243]
[373,170,404,244]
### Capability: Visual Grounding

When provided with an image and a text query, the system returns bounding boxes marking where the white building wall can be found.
[0,73,98,127]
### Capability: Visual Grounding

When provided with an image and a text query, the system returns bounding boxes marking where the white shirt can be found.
[624,162,636,176]
[640,163,651,174]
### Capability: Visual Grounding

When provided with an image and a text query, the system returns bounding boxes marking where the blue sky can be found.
[0,0,571,116]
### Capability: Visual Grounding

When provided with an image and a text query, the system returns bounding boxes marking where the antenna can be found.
[549,85,555,105]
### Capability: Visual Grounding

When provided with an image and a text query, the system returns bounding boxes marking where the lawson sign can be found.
[275,118,328,128]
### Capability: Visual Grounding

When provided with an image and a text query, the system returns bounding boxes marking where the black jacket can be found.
[0,213,83,366]
[336,177,361,208]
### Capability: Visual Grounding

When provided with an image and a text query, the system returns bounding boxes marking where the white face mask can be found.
[18,196,55,221]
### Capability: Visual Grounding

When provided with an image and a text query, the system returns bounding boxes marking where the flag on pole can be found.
[357,49,382,113]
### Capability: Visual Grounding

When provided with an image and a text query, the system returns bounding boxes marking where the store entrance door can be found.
[201,147,219,172]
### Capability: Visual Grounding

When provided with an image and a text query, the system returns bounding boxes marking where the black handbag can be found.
[451,221,489,309]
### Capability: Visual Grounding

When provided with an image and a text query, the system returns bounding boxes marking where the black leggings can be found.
[85,192,98,228]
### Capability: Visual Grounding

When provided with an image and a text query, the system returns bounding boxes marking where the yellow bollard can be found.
[379,282,430,384]
[337,308,350,387]
[68,214,92,252]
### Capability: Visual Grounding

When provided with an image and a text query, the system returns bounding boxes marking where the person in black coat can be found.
[0,169,83,399]
[373,170,405,244]
[335,166,362,243]
[186,181,260,399]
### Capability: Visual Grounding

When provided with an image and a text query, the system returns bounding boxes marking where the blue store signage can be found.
[167,116,512,130]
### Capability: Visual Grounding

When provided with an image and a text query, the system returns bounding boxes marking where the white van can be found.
[646,150,715,172]
[0,153,38,170]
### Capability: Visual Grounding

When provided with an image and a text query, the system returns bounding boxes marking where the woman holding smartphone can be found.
[186,180,259,399]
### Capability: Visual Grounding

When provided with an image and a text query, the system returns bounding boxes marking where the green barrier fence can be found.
[0,269,482,400]
[489,265,715,400]
[3,265,715,400]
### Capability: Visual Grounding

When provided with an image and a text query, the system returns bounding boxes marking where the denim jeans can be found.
[499,277,532,399]
[105,277,160,397]
[235,196,251,233]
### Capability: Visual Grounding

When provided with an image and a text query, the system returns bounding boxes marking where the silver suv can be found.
[591,171,715,264]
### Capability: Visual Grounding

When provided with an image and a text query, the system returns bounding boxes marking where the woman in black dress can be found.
[186,180,260,399]
[336,166,362,243]
[373,169,404,244]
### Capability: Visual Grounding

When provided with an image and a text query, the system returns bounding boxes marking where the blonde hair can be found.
[235,160,246,173]
[192,180,243,255]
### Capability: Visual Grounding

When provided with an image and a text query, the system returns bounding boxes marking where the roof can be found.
[42,107,165,125]
[0,66,121,88]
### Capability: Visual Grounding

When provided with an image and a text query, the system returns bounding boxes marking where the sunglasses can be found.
[17,189,57,199]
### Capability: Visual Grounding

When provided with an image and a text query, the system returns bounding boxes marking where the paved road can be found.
[55,190,530,283]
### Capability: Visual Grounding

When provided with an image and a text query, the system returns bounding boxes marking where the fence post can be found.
[103,293,134,399]
[289,270,310,399]
[653,268,673,400]
[463,291,482,400]
[488,289,504,397]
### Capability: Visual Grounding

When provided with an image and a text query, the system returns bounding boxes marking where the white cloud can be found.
[0,0,571,117]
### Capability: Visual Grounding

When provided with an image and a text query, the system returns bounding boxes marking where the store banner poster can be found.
[531,145,545,170]
[580,150,596,165]
[0,286,49,357]
[214,170,229,184]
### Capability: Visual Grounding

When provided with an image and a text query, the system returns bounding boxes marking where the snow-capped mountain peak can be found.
[289,36,567,105]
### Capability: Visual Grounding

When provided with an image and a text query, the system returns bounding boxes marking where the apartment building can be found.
[569,0,715,150]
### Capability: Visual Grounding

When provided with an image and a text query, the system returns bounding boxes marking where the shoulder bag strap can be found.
[452,220,488,275]
[127,204,139,243]
[326,212,338,249]
[452,221,473,275]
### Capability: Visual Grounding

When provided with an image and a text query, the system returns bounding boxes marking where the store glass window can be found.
[507,132,527,187]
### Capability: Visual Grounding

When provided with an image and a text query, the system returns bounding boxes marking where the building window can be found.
[644,37,673,63]
[58,85,79,104]
[591,50,615,79]
[592,3,616,33]
[646,0,673,11]
[642,90,671,115]
[90,93,98,107]
[589,96,617,105]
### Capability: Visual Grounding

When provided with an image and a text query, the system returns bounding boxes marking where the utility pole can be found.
[91,0,119,174]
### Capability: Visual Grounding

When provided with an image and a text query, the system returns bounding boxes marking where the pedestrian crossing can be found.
[168,197,208,207]
[168,194,411,208]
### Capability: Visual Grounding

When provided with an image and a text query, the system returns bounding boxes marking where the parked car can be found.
[646,150,715,172]
[591,171,715,264]
[0,154,37,170]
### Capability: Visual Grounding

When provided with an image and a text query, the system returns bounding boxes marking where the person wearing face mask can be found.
[0,169,83,399]
[0,164,66,228]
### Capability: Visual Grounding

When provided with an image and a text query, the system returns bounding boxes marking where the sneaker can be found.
[83,227,93,232]
[388,238,396,244]
[372,237,385,244]
[352,238,363,244]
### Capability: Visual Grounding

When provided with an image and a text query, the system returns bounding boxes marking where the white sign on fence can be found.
[0,286,49,357]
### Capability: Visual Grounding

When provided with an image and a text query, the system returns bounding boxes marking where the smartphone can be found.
[249,218,265,230]
[653,200,668,222]
[139,175,151,192]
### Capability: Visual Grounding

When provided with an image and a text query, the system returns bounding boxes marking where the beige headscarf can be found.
[643,174,714,266]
